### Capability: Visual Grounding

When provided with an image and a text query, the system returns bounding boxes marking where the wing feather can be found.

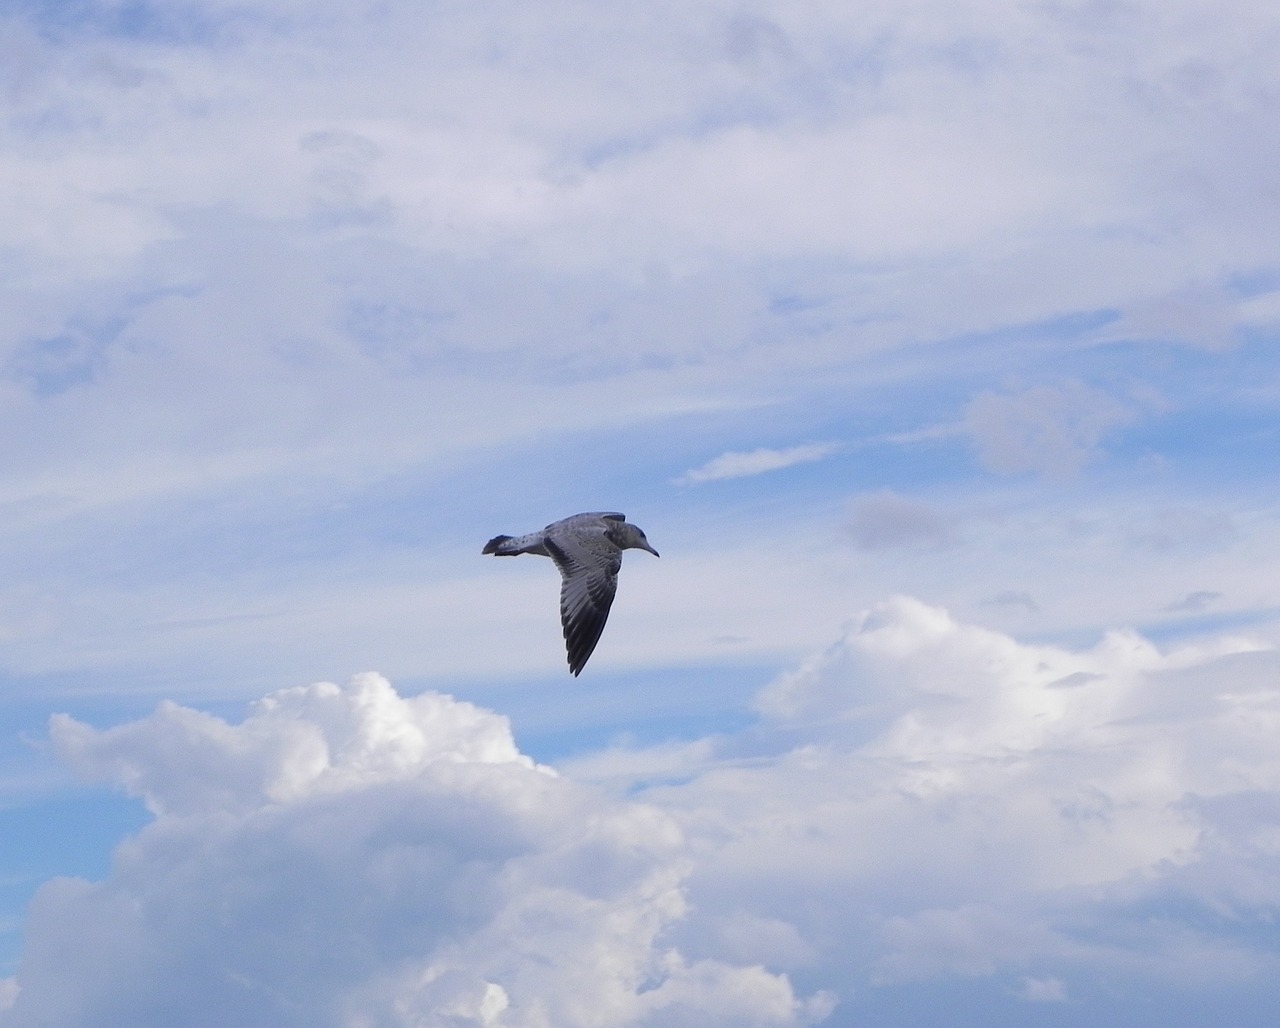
[544,529,622,676]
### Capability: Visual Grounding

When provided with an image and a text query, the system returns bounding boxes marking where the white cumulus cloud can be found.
[10,601,1280,1023]
[618,599,1280,1014]
[4,674,828,1027]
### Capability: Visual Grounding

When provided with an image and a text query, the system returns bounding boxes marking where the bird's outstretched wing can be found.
[543,525,622,676]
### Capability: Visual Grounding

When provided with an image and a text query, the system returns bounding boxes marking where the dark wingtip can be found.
[482,534,512,555]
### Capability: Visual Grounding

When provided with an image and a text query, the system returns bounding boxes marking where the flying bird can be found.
[482,512,659,675]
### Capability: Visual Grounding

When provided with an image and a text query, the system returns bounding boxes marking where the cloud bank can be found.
[9,601,1280,1024]
[3,675,830,1027]
[579,599,1280,1021]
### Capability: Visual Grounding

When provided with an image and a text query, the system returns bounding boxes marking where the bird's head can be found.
[622,523,660,557]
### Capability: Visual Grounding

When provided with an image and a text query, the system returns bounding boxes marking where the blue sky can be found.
[1,0,1279,1023]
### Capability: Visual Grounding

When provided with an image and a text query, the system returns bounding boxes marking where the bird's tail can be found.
[483,531,549,556]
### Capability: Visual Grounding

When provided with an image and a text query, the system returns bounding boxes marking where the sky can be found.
[0,0,1279,1023]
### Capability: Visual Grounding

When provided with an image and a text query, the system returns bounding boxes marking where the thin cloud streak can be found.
[674,443,840,486]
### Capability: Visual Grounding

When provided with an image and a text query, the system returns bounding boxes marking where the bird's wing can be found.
[547,511,625,531]
[544,526,622,676]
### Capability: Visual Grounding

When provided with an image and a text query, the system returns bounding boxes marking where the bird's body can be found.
[483,512,659,675]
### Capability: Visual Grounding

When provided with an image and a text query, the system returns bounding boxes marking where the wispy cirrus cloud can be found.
[674,443,840,486]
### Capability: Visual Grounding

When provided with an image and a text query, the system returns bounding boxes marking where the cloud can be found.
[674,443,840,486]
[983,590,1039,613]
[5,674,829,1027]
[1108,282,1242,351]
[0,0,1276,529]
[965,381,1136,477]
[845,490,953,550]
[1164,590,1224,613]
[634,599,1280,1016]
[1020,976,1067,1003]
[2,0,1280,1018]
[10,601,1280,1023]
[1128,507,1237,551]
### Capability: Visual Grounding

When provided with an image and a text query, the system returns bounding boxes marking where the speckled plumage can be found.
[483,512,659,676]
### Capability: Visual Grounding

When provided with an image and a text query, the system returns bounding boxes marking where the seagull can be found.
[483,512,659,676]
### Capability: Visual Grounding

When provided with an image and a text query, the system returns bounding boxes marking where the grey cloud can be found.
[965,381,1136,478]
[1129,508,1237,550]
[723,14,799,78]
[984,590,1040,613]
[846,490,953,550]
[1109,282,1241,351]
[1163,590,1223,613]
